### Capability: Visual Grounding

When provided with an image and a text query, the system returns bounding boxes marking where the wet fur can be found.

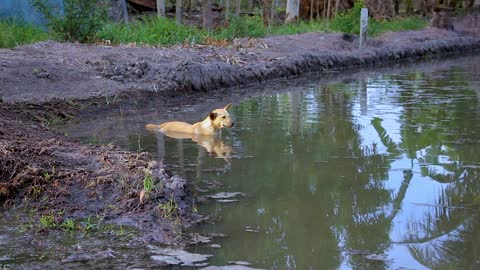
[145,103,234,136]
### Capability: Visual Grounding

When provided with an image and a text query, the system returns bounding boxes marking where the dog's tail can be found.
[145,123,167,131]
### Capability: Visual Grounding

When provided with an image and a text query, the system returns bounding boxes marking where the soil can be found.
[1,10,480,245]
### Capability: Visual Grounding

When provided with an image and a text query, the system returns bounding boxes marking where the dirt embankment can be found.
[1,12,480,244]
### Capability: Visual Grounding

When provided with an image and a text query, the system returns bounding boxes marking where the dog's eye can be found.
[222,116,226,119]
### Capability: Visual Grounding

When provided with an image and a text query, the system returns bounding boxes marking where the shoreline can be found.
[1,25,480,246]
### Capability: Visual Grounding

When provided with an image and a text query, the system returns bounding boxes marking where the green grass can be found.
[97,14,425,47]
[368,17,427,37]
[97,16,206,45]
[1,10,426,49]
[143,172,153,193]
[0,19,48,48]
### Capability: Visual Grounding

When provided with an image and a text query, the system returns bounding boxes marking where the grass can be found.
[143,172,153,193]
[159,196,179,219]
[97,16,205,46]
[1,10,426,48]
[0,19,48,48]
[97,14,425,46]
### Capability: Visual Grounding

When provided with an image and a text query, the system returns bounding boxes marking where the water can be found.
[6,56,480,269]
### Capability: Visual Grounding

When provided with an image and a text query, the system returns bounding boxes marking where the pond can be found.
[5,55,480,269]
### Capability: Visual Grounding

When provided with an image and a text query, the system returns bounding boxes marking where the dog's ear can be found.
[209,112,217,120]
[224,103,232,110]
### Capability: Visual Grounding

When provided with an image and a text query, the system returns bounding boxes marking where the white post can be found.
[359,8,368,48]
[285,0,300,23]
[157,0,165,16]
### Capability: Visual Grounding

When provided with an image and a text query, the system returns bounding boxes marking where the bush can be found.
[0,18,48,48]
[330,0,365,34]
[31,0,108,43]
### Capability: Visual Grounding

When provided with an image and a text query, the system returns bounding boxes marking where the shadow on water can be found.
[3,55,480,269]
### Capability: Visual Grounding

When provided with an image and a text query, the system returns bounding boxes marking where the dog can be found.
[146,103,234,161]
[145,103,234,136]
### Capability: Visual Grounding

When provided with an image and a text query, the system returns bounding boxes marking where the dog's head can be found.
[209,103,234,129]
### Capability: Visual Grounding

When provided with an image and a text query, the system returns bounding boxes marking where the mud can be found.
[1,10,480,246]
[0,102,201,245]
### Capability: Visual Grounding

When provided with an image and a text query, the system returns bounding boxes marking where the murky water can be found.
[4,56,480,269]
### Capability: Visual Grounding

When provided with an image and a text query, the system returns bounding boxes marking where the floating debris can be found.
[149,246,212,266]
[201,265,265,270]
[207,192,242,199]
[210,244,222,248]
[217,199,239,203]
[189,233,212,244]
[229,261,252,266]
[244,226,260,233]
[364,253,389,261]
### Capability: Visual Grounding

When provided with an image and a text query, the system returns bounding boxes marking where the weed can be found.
[39,214,57,229]
[82,216,96,232]
[97,16,204,46]
[158,196,179,219]
[0,18,48,48]
[42,172,51,181]
[215,16,266,40]
[330,0,426,36]
[61,218,76,231]
[31,0,108,43]
[143,172,153,193]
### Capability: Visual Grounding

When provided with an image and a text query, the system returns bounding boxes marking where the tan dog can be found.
[145,103,234,136]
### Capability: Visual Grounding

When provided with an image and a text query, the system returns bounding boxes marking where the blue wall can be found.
[0,0,63,25]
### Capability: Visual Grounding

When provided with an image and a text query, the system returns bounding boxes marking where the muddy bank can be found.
[1,27,480,103]
[0,103,202,246]
[1,11,480,250]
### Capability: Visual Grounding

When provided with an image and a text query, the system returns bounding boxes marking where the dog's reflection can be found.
[151,130,233,162]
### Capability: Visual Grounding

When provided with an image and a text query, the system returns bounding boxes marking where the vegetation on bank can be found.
[1,15,426,48]
[0,19,49,48]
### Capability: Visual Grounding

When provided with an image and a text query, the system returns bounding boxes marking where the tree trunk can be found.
[263,0,271,26]
[226,0,230,20]
[406,0,413,14]
[310,0,314,21]
[176,0,182,23]
[271,0,276,22]
[203,0,212,29]
[335,0,340,17]
[365,0,395,20]
[120,0,129,23]
[236,0,241,16]
[285,0,300,23]
[156,0,165,16]
[394,0,400,14]
[248,0,253,10]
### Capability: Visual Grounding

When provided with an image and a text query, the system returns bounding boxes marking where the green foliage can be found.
[98,16,205,46]
[143,172,153,193]
[215,16,266,40]
[159,196,179,219]
[269,20,330,36]
[39,214,57,229]
[61,218,76,231]
[368,17,426,37]
[330,0,365,34]
[31,0,108,43]
[329,0,426,36]
[0,18,48,48]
